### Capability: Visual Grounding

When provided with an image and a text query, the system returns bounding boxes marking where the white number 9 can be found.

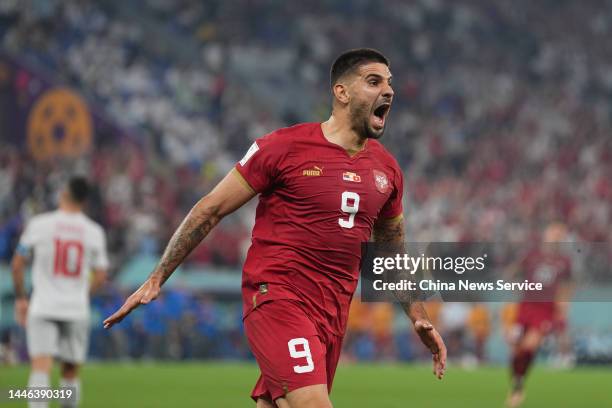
[339,191,360,229]
[288,338,314,373]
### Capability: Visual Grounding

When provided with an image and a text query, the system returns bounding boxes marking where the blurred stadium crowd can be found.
[1,0,611,363]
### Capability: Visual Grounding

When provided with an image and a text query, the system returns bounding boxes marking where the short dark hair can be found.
[67,176,90,204]
[330,48,389,88]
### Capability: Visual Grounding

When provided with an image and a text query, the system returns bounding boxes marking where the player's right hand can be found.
[414,320,447,380]
[14,298,28,327]
[103,279,161,329]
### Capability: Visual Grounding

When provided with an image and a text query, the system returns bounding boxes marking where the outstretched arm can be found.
[103,169,256,328]
[373,215,447,379]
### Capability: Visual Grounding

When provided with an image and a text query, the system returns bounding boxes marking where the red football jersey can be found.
[521,248,571,301]
[235,122,403,336]
[518,248,572,322]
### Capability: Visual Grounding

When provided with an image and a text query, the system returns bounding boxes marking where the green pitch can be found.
[1,362,611,407]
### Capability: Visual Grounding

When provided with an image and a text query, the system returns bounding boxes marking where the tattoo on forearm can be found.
[373,217,405,243]
[373,217,430,319]
[151,201,221,284]
[373,217,418,307]
[403,301,430,324]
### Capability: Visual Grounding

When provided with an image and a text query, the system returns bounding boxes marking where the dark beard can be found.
[349,100,384,139]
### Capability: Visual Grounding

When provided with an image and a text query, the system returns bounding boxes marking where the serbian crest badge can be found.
[373,170,390,193]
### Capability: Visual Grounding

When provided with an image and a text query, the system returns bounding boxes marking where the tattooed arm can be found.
[103,169,255,328]
[372,215,427,321]
[373,215,447,379]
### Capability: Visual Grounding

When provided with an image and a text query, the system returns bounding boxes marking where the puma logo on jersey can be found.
[303,166,323,176]
[342,171,361,183]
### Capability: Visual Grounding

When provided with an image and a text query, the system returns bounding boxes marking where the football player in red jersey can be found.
[104,48,446,408]
[506,223,574,408]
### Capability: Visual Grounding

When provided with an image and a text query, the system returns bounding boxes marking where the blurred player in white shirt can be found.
[11,177,109,408]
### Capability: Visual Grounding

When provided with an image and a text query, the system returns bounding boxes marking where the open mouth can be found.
[371,102,391,129]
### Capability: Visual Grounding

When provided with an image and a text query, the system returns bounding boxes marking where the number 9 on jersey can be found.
[339,191,360,229]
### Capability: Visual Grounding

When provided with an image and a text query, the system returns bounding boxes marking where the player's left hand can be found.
[414,320,447,380]
[103,278,161,329]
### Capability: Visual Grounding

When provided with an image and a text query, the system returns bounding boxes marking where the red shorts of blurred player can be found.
[244,299,343,402]
[516,302,566,334]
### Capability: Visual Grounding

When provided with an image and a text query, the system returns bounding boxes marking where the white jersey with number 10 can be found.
[17,210,109,320]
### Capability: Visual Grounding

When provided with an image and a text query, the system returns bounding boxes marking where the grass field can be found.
[1,362,611,407]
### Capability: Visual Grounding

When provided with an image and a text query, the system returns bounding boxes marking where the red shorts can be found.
[517,302,565,333]
[244,300,343,402]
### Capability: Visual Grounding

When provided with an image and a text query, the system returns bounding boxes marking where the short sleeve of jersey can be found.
[92,227,110,270]
[234,132,287,193]
[379,165,404,219]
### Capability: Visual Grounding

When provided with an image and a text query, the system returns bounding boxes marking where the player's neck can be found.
[321,114,368,155]
[59,203,82,214]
